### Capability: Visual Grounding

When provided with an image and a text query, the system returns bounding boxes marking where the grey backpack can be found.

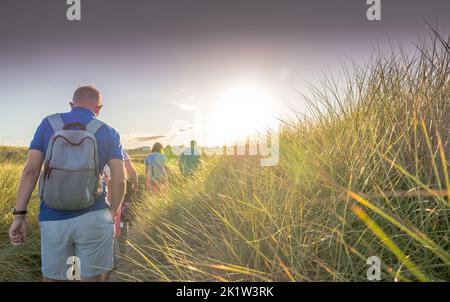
[38,114,105,210]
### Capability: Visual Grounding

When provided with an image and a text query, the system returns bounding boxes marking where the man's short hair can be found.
[72,86,101,104]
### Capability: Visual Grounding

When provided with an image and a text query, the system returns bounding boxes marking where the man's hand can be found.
[9,216,28,246]
[124,159,138,193]
[9,150,43,246]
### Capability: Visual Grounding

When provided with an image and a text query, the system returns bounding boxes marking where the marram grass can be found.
[0,31,449,282]
[125,31,450,282]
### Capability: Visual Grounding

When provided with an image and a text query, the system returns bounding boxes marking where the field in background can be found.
[0,32,449,282]
[124,33,450,282]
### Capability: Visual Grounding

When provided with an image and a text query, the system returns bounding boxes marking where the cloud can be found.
[178,126,195,132]
[132,135,166,142]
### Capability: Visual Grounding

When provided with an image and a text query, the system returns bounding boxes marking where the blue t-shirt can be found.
[30,107,124,221]
[144,152,167,166]
[144,152,167,181]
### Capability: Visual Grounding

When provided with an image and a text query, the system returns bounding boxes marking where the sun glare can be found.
[209,84,278,146]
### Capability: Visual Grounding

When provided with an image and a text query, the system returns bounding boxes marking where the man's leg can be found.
[100,271,111,282]
[43,277,68,282]
[74,209,115,282]
[40,220,74,281]
[81,275,106,282]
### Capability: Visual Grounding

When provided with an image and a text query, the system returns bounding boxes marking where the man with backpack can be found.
[8,86,126,282]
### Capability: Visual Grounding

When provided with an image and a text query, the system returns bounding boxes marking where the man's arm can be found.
[9,150,44,245]
[108,159,125,217]
[124,159,138,192]
[15,150,44,211]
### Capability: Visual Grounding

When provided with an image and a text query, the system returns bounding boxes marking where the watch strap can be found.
[12,208,27,215]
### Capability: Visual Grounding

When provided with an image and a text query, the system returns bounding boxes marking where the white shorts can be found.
[40,209,115,280]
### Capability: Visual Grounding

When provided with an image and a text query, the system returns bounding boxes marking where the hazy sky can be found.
[0,0,449,147]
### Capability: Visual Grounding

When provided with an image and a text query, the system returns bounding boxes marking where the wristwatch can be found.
[12,208,27,215]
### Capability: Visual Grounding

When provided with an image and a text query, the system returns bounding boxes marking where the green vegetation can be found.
[125,33,450,281]
[0,32,448,281]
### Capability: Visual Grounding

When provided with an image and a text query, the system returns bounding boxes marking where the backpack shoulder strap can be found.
[46,114,64,132]
[86,118,105,135]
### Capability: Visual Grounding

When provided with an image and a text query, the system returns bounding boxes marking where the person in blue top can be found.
[145,142,169,193]
[179,140,201,177]
[8,86,126,282]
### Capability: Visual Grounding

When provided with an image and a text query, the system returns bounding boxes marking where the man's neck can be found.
[72,105,96,116]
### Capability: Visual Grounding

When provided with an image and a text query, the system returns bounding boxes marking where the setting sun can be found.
[210,84,278,145]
